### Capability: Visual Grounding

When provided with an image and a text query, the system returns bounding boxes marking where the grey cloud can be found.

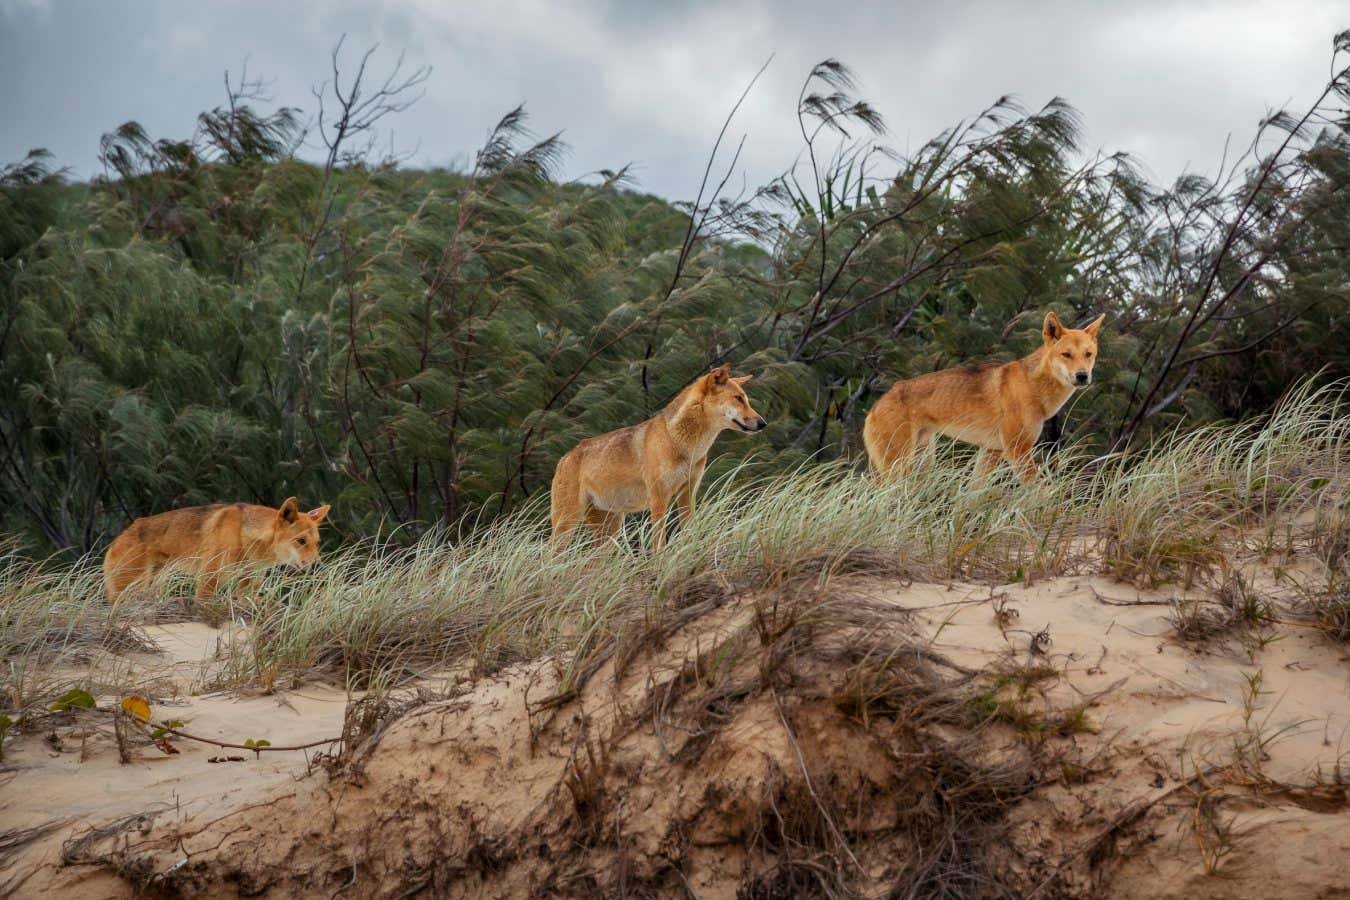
[0,0,1343,200]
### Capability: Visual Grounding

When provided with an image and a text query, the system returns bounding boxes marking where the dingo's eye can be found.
[296,537,307,546]
[1061,351,1073,359]
[737,396,746,405]
[1085,351,1093,358]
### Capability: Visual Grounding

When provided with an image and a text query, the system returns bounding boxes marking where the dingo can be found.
[103,498,330,603]
[864,311,1103,481]
[550,364,767,550]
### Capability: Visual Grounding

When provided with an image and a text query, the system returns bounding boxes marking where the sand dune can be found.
[4,569,1347,898]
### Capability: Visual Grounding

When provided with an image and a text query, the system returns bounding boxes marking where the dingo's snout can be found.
[1074,370,1090,386]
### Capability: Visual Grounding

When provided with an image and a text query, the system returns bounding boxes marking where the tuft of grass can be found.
[1168,598,1229,643]
[1309,574,1350,643]
[0,548,159,719]
[1285,499,1350,644]
[1215,566,1271,629]
[1311,508,1349,573]
[1099,380,1347,588]
[1169,564,1280,648]
[964,656,1096,740]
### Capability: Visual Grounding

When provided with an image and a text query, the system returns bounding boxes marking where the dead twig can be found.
[770,687,864,877]
[87,707,341,757]
[1088,585,1174,607]
[153,721,340,755]
[0,818,74,868]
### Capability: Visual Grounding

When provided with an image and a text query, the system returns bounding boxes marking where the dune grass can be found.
[1,381,1345,710]
[0,544,158,718]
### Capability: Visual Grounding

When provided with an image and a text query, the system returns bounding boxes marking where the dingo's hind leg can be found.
[550,453,585,551]
[865,416,925,481]
[104,563,145,606]
[103,541,150,606]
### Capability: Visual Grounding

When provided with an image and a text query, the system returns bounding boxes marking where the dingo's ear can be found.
[308,504,331,524]
[706,364,731,387]
[1042,311,1064,344]
[1083,313,1105,337]
[732,374,753,386]
[278,497,300,523]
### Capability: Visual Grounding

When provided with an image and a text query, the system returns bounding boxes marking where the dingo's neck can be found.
[661,391,722,459]
[1021,347,1075,418]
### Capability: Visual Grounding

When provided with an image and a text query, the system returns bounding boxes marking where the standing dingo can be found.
[864,311,1103,481]
[550,364,767,550]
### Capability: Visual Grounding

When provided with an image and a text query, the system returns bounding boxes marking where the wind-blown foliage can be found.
[1,37,1347,553]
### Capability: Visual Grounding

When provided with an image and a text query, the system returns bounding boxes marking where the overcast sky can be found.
[1,1,1345,200]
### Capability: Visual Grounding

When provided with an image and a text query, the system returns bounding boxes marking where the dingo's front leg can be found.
[647,483,673,550]
[1000,420,1038,483]
[676,457,708,528]
[975,449,1003,481]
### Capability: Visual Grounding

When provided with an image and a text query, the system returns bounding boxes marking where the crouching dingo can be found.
[103,498,330,603]
[551,364,767,550]
[864,311,1103,481]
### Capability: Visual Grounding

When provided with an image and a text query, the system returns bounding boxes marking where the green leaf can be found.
[49,689,96,712]
[151,717,186,739]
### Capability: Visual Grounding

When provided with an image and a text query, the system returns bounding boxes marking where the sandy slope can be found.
[883,575,1350,896]
[1,623,353,897]
[896,575,1349,787]
[3,576,1347,898]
